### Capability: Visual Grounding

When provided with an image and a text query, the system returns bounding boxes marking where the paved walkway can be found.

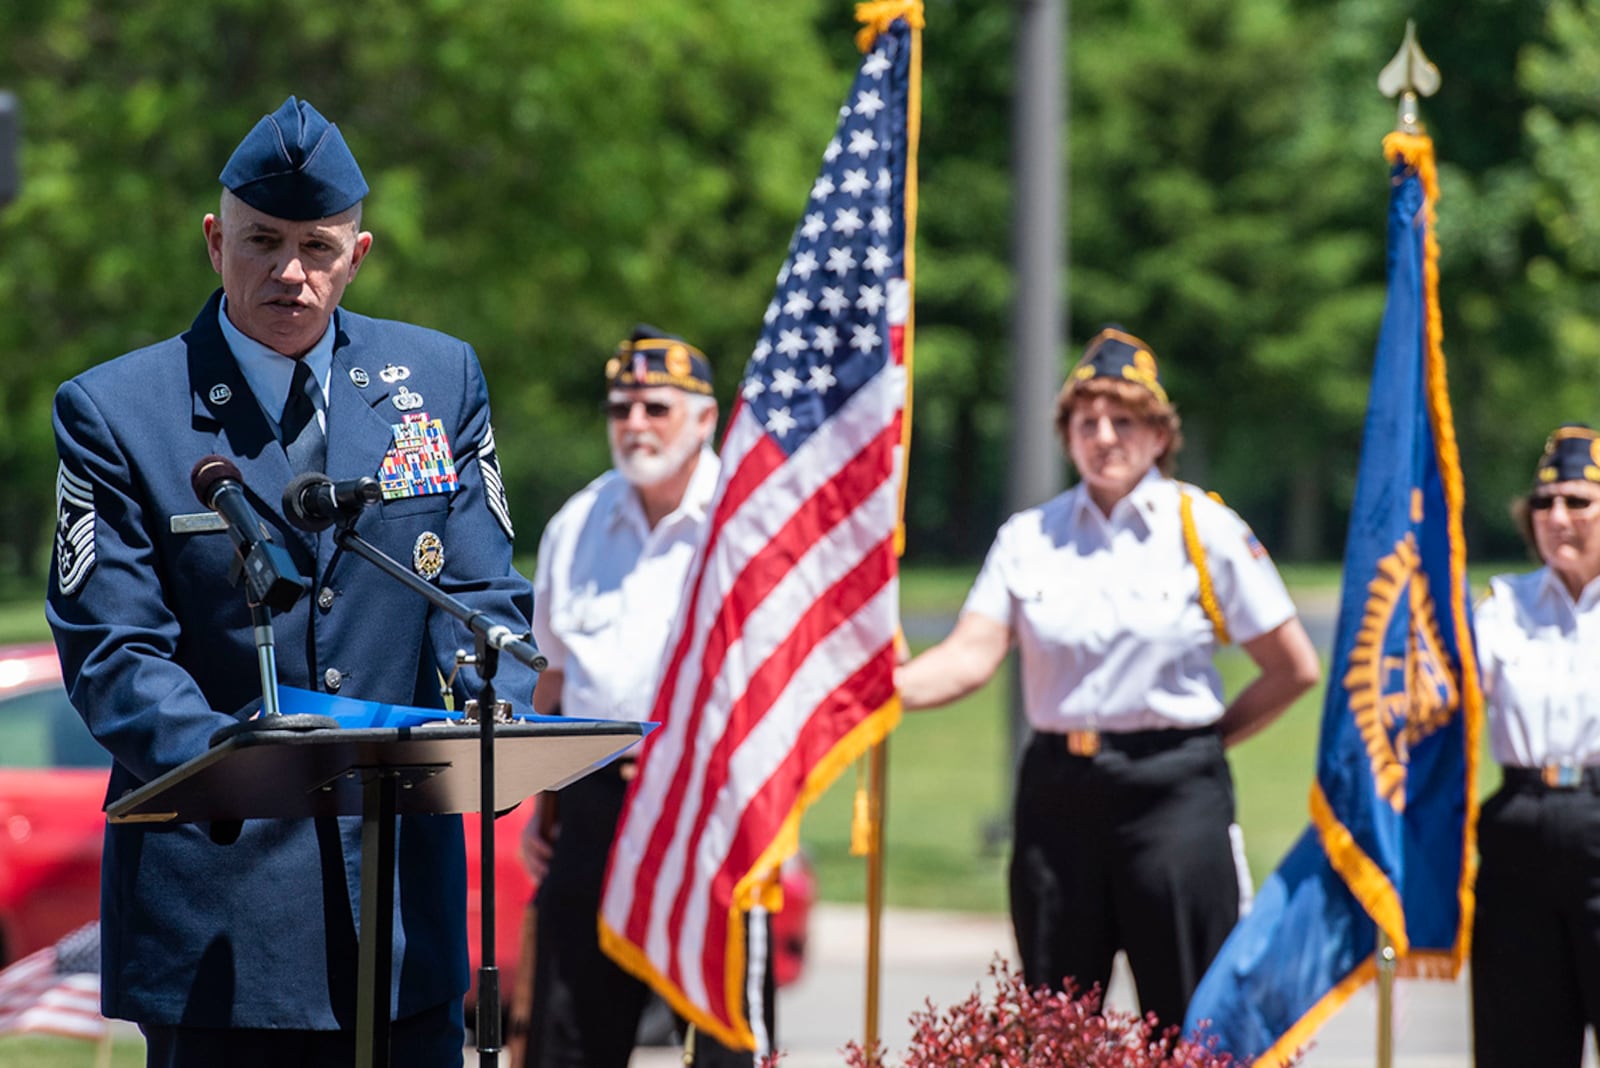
[631,904,1596,1068]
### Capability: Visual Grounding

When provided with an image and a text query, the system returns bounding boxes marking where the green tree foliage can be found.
[1507,0,1600,536]
[0,0,1592,585]
[1403,0,1558,558]
[0,0,844,580]
[903,0,1017,559]
[1068,0,1398,557]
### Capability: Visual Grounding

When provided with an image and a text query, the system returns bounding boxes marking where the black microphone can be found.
[190,455,308,613]
[282,472,382,533]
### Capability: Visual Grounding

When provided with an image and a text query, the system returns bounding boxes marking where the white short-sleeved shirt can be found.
[1474,568,1600,768]
[531,450,720,723]
[962,469,1298,733]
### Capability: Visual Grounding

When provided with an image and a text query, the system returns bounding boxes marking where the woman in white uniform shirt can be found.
[897,327,1320,1030]
[1472,424,1600,1068]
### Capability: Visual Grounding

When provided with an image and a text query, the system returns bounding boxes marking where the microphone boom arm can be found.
[329,527,546,673]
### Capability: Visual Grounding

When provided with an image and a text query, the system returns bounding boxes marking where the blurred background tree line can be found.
[2,0,1599,593]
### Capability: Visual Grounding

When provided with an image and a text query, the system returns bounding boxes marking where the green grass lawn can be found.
[796,648,1323,915]
[796,561,1507,914]
[0,1034,143,1067]
[0,559,1510,1062]
[0,561,1511,917]
[0,599,49,645]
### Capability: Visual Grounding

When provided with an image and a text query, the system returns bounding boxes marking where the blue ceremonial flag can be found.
[1185,130,1483,1064]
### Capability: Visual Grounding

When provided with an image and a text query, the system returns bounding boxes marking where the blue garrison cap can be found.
[606,324,714,396]
[1535,424,1600,486]
[1066,325,1169,407]
[219,97,368,220]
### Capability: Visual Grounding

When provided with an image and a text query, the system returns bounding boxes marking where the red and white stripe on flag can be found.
[0,923,106,1041]
[598,7,921,1049]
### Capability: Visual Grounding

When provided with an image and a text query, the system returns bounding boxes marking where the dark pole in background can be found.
[1007,0,1066,770]
[0,91,19,208]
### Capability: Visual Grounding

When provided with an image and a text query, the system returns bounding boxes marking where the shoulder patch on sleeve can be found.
[1244,530,1270,560]
[479,424,514,540]
[55,462,97,596]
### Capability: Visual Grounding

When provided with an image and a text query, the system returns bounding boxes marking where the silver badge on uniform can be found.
[479,423,515,540]
[208,384,233,405]
[349,367,370,388]
[380,364,411,384]
[54,462,97,596]
[413,531,444,580]
[392,386,425,412]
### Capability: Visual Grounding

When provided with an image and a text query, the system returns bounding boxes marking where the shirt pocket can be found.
[376,493,452,522]
[1012,572,1105,648]
[1116,581,1196,646]
[553,587,624,639]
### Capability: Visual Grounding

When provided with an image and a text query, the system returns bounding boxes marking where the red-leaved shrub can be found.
[759,958,1272,1067]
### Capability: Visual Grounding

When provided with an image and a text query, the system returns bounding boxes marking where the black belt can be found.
[1502,765,1600,793]
[1035,725,1217,759]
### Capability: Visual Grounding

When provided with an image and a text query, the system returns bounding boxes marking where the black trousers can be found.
[1008,728,1241,1032]
[526,766,776,1068]
[1472,778,1600,1068]
[140,1000,463,1067]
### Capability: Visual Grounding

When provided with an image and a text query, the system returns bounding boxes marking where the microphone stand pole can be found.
[329,523,544,1068]
[250,602,284,718]
[472,640,502,1068]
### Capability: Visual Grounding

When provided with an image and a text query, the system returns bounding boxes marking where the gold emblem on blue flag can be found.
[1345,532,1461,809]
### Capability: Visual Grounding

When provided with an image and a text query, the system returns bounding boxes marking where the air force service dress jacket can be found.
[46,289,537,1029]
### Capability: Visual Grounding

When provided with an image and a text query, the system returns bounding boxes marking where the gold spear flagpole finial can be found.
[1378,20,1441,133]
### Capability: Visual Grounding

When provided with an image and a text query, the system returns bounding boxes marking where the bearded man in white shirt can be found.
[517,326,773,1068]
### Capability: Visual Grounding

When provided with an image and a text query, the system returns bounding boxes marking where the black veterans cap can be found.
[1535,424,1600,486]
[219,97,368,221]
[1067,326,1169,407]
[605,325,714,396]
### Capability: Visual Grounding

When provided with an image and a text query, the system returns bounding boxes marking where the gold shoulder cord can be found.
[1179,488,1232,645]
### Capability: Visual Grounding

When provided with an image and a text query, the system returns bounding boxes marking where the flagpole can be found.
[1375,933,1396,1068]
[1370,24,1440,1068]
[864,738,889,1053]
[861,0,922,1056]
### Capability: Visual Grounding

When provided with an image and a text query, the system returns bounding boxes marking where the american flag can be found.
[0,921,106,1041]
[598,4,922,1050]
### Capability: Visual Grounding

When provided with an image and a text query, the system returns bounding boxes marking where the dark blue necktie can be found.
[282,360,326,475]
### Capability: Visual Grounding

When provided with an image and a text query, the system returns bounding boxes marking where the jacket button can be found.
[323,668,343,692]
[317,587,336,610]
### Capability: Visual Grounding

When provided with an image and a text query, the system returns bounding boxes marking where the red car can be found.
[0,642,812,1019]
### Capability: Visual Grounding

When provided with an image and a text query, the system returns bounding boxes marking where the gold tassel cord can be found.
[850,756,873,856]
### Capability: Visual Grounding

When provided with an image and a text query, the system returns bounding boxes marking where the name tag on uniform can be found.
[170,511,229,534]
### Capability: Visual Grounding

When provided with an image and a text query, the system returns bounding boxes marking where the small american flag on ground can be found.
[599,1,923,1050]
[0,921,106,1040]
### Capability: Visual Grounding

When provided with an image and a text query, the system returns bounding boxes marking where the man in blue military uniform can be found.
[45,96,536,1067]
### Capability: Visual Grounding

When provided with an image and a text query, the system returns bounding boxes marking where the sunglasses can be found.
[603,399,675,421]
[1529,493,1600,513]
